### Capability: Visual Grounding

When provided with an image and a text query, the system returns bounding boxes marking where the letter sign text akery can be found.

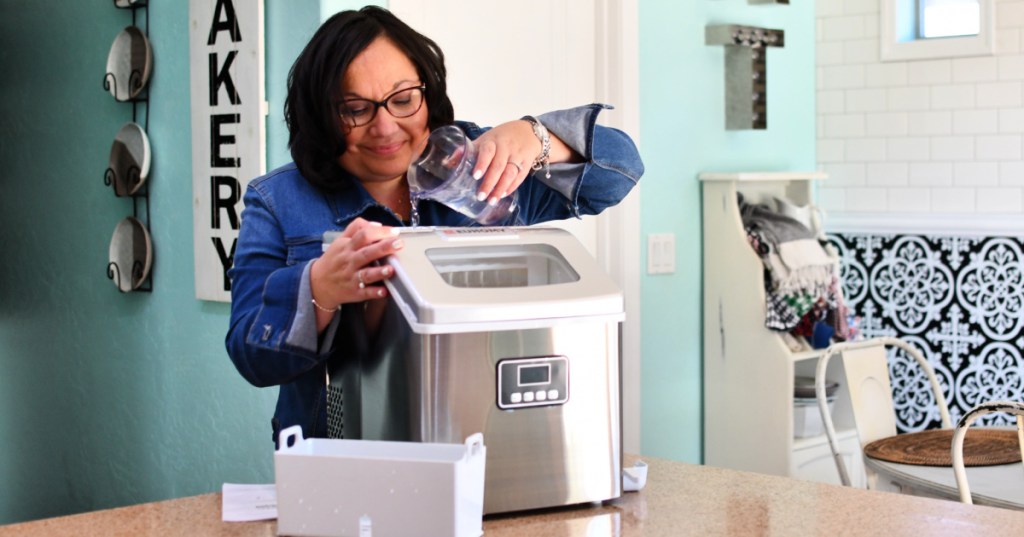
[189,0,265,302]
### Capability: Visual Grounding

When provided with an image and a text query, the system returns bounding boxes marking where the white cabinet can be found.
[792,430,865,487]
[699,172,866,487]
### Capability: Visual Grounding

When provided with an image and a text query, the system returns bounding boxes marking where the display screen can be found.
[518,364,550,386]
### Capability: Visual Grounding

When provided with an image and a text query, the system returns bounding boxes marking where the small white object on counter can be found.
[623,460,649,492]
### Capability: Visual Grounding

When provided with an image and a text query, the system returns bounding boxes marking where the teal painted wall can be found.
[637,1,816,462]
[0,0,815,524]
[0,0,321,524]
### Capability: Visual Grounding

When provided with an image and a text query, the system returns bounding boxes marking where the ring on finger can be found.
[357,269,366,289]
[508,161,523,173]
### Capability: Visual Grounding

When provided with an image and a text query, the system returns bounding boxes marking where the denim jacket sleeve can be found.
[225,179,339,388]
[462,103,643,224]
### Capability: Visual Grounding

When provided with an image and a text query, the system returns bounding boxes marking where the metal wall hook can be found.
[103,72,118,99]
[107,261,123,291]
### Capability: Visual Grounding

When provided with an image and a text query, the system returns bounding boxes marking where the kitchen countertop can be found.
[3,455,1024,536]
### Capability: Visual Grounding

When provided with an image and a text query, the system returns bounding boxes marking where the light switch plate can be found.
[647,233,676,275]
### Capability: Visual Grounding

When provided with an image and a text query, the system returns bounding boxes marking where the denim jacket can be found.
[225,104,643,443]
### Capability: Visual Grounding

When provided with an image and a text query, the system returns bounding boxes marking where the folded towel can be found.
[739,194,835,294]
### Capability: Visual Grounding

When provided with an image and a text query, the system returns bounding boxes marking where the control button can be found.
[536,390,547,401]
[523,391,535,403]
[548,389,559,400]
[510,392,522,404]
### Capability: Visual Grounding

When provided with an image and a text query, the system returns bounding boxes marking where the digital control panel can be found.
[496,356,569,410]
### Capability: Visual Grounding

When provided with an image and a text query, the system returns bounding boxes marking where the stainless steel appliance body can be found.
[331,227,623,514]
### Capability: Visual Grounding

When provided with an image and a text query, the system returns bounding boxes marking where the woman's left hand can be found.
[470,120,542,206]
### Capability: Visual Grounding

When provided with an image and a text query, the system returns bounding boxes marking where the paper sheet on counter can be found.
[222,483,278,522]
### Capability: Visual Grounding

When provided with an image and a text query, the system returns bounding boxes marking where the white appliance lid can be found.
[382,227,624,330]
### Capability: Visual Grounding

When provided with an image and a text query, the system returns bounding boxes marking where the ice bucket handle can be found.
[464,432,484,459]
[278,425,305,451]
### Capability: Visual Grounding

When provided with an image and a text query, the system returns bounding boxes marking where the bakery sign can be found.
[189,0,266,302]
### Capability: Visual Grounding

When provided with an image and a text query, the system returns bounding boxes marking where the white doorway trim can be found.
[594,0,642,455]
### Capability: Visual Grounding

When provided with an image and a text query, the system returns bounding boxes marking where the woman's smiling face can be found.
[336,36,430,185]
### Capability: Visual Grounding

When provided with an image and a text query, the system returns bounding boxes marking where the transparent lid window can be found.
[425,244,580,288]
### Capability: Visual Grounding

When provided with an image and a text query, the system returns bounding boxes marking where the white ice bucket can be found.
[274,426,486,537]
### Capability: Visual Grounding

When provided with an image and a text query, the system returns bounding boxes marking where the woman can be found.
[226,6,643,443]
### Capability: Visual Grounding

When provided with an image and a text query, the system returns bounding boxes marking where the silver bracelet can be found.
[311,297,341,313]
[522,116,551,179]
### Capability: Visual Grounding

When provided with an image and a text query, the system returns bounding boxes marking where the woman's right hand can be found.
[309,218,404,327]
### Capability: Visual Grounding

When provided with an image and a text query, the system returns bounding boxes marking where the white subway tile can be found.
[976,134,1023,160]
[910,162,954,186]
[821,15,867,42]
[866,112,909,136]
[931,84,976,109]
[816,19,825,42]
[1006,106,1024,131]
[815,0,839,17]
[818,90,846,114]
[952,109,999,135]
[844,0,879,15]
[889,137,932,160]
[952,57,999,82]
[997,28,1021,54]
[888,187,932,212]
[931,136,976,160]
[844,39,880,64]
[887,87,931,110]
[908,60,952,85]
[821,163,867,187]
[999,161,1024,186]
[820,64,866,90]
[817,41,845,66]
[824,114,867,138]
[816,186,847,213]
[866,162,909,185]
[865,63,908,87]
[977,188,1023,212]
[816,0,844,17]
[976,82,1023,108]
[998,55,1024,80]
[846,88,888,112]
[846,188,888,211]
[863,14,880,39]
[818,139,846,162]
[998,1,1024,28]
[908,110,952,135]
[953,162,1000,186]
[931,188,977,212]
[847,138,888,161]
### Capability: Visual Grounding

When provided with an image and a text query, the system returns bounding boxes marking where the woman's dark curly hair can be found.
[284,6,455,190]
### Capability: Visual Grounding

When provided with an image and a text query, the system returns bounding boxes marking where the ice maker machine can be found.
[328,226,623,515]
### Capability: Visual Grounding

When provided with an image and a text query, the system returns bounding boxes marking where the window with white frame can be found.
[881,0,994,61]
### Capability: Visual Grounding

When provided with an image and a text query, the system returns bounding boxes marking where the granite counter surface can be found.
[3,456,1024,536]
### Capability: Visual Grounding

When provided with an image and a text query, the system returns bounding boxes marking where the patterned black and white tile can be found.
[829,233,1024,432]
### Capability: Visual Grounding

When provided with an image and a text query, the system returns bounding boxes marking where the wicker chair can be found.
[815,337,952,488]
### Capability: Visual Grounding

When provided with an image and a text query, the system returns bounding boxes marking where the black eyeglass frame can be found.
[336,85,427,127]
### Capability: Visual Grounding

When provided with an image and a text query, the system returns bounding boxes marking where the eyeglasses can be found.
[337,85,426,128]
